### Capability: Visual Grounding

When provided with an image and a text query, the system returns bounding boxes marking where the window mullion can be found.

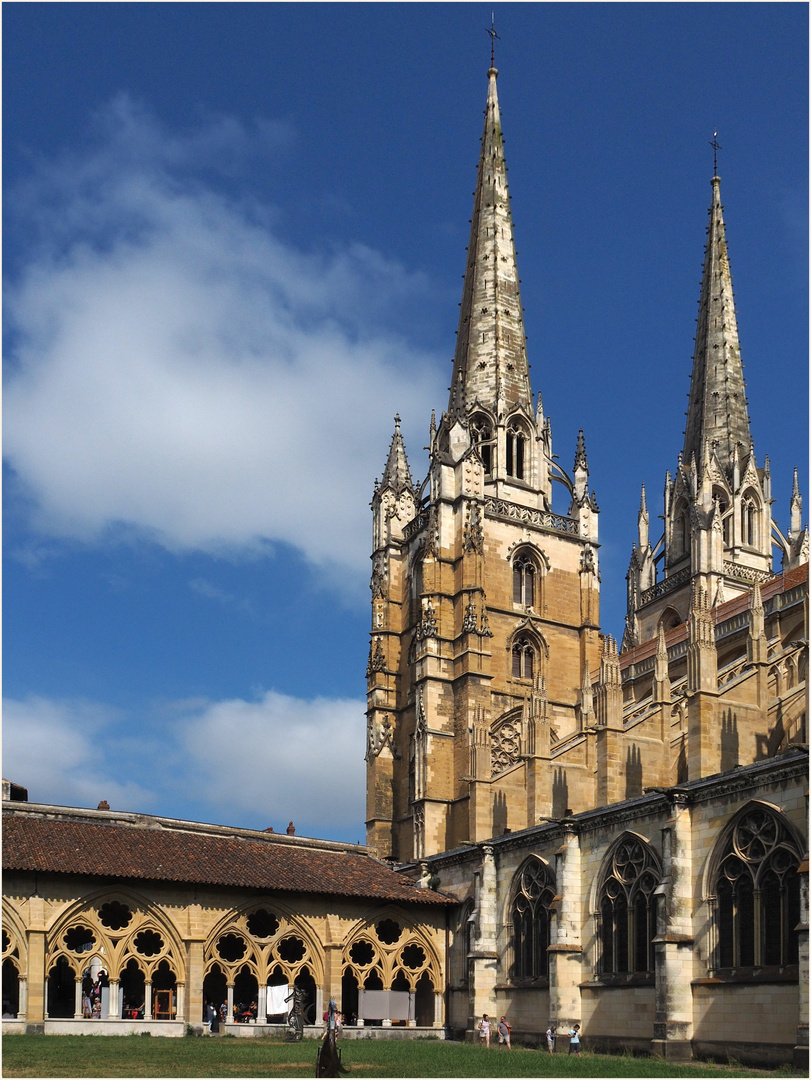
[753,886,762,967]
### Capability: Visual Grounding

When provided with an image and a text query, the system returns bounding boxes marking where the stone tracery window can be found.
[470,414,493,474]
[490,711,522,775]
[713,805,801,970]
[506,424,526,480]
[511,635,535,680]
[513,554,536,608]
[711,487,730,545]
[510,857,556,982]
[740,493,758,547]
[597,836,661,975]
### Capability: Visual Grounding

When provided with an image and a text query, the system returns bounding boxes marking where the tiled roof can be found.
[619,562,808,670]
[2,811,453,906]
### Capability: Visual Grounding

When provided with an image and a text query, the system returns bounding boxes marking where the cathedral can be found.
[365,62,808,1065]
[3,58,807,1067]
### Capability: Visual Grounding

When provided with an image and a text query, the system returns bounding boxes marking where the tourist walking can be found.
[497,1016,511,1049]
[568,1023,582,1055]
[546,1024,556,1054]
[477,1013,491,1047]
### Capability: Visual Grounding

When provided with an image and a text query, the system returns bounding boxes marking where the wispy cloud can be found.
[4,97,444,595]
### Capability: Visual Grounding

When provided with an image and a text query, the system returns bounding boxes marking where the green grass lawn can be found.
[1,1034,800,1079]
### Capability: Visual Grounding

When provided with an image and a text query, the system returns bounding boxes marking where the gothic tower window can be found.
[713,488,730,545]
[513,554,536,608]
[510,857,556,982]
[511,635,535,680]
[470,414,493,475]
[741,494,758,547]
[506,424,526,480]
[672,502,691,558]
[597,836,661,976]
[712,804,801,971]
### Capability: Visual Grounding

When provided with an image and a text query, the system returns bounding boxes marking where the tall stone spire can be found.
[448,65,531,418]
[683,174,751,472]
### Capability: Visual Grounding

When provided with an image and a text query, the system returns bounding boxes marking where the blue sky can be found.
[3,3,807,842]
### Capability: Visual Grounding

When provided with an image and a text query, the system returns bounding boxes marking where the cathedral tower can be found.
[366,65,602,860]
[623,170,809,648]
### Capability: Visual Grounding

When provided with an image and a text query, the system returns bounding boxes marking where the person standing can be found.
[568,1023,582,1056]
[546,1024,556,1055]
[477,1013,491,1047]
[497,1015,511,1049]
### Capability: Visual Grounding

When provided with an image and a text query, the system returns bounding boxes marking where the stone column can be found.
[315,987,324,1029]
[185,937,205,1027]
[226,985,234,1024]
[144,983,153,1020]
[176,984,185,1023]
[18,977,28,1021]
[549,822,582,1033]
[323,943,344,1011]
[257,984,267,1023]
[433,992,443,1028]
[26,927,47,1025]
[107,979,121,1019]
[468,844,499,1037]
[74,977,83,1019]
[652,792,694,1061]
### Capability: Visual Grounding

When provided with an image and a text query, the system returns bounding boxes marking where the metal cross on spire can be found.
[710,130,722,176]
[486,11,500,67]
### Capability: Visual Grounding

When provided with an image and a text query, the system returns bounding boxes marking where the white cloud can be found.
[2,690,367,841]
[174,691,366,838]
[2,696,154,810]
[4,98,444,593]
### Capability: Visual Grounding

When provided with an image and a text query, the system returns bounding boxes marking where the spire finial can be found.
[709,130,722,178]
[486,11,500,69]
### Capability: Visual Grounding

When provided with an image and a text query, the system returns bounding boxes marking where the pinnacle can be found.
[574,429,588,471]
[380,415,415,496]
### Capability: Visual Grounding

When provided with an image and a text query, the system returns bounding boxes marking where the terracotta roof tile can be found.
[2,814,453,906]
[619,562,807,670]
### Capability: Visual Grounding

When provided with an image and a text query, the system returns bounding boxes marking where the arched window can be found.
[511,635,535,680]
[510,858,556,982]
[470,414,493,475]
[741,495,758,547]
[513,554,536,608]
[713,489,730,545]
[506,425,526,480]
[598,836,661,976]
[671,502,691,558]
[713,805,801,970]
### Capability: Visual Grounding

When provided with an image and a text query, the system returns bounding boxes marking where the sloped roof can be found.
[2,809,453,906]
[619,561,807,669]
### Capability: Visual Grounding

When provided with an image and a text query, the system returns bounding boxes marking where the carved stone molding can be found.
[485,496,578,536]
[463,501,484,554]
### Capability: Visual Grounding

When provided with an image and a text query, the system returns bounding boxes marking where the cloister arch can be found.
[203,900,323,1023]
[43,888,185,1019]
[341,907,441,1025]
